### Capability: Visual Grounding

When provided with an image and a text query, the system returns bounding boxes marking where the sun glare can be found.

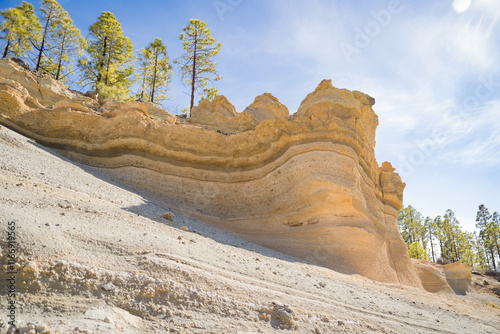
[453,0,472,13]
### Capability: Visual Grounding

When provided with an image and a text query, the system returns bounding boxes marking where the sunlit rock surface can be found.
[0,59,421,287]
[413,259,472,294]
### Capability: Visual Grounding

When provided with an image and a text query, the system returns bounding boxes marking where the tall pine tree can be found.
[177,19,221,113]
[34,0,63,71]
[0,2,41,59]
[136,47,152,101]
[147,38,172,103]
[32,0,86,81]
[476,205,498,271]
[50,15,86,81]
[135,38,173,103]
[78,12,134,102]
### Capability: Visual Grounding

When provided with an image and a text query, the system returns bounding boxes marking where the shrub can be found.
[436,257,451,265]
[488,301,499,309]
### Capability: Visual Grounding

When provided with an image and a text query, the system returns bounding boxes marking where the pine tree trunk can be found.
[451,232,459,262]
[140,71,145,100]
[492,228,500,261]
[36,15,51,72]
[55,33,66,80]
[189,31,198,114]
[2,39,10,58]
[105,37,114,85]
[97,37,107,83]
[430,234,436,263]
[150,50,158,103]
[490,249,497,272]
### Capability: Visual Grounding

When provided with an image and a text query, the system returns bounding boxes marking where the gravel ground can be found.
[0,125,499,334]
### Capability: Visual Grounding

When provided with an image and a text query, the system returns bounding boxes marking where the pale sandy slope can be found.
[0,125,499,334]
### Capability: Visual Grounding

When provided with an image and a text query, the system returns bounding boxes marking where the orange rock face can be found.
[413,259,472,294]
[0,59,421,287]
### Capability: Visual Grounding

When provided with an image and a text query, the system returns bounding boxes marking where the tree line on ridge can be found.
[0,0,221,113]
[398,204,500,273]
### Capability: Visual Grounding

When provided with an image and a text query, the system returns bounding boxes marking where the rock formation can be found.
[413,259,472,294]
[0,58,421,287]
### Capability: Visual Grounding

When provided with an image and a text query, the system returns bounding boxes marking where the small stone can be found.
[22,261,38,274]
[319,282,326,288]
[338,320,345,326]
[161,212,175,221]
[58,201,73,209]
[102,283,115,291]
[178,236,183,240]
[104,317,113,324]
[180,226,189,232]
[35,323,48,332]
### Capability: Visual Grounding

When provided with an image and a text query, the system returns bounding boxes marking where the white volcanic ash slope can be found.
[0,126,500,333]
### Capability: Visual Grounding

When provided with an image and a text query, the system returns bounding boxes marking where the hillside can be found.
[1,122,500,333]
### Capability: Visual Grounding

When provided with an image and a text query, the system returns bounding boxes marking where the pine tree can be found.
[177,19,221,113]
[424,216,437,262]
[442,209,461,262]
[433,215,445,260]
[31,0,85,81]
[398,205,426,247]
[135,38,173,103]
[476,205,498,271]
[51,15,86,81]
[0,2,41,59]
[136,47,152,101]
[474,231,490,271]
[408,241,428,260]
[147,38,172,103]
[78,12,134,102]
[200,86,219,101]
[490,211,500,266]
[34,0,61,71]
[458,231,482,269]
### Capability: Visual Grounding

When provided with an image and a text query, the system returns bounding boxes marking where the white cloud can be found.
[219,0,500,170]
[440,102,500,165]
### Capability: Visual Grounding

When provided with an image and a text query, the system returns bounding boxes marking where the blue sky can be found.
[1,0,499,231]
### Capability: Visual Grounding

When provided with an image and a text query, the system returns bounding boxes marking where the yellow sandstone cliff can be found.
[0,59,422,287]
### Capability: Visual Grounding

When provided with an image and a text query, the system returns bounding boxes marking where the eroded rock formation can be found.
[413,259,472,294]
[0,59,421,287]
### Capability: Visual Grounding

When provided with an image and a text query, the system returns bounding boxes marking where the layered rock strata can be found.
[0,59,421,287]
[413,260,472,294]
